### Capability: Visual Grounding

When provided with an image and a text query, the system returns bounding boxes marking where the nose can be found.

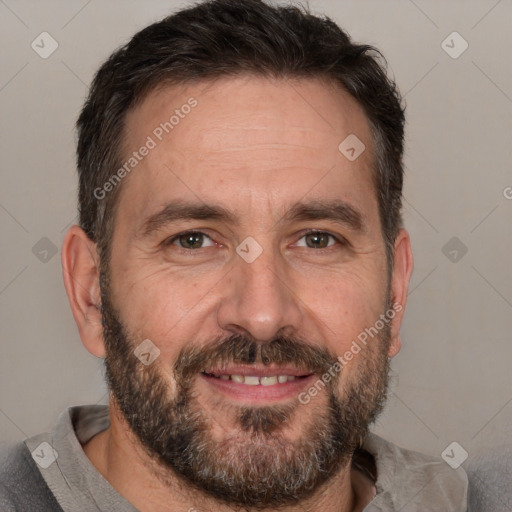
[216,249,303,342]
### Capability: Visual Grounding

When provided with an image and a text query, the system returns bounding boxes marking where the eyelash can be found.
[163,229,346,253]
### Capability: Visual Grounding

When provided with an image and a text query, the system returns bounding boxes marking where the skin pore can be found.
[62,75,413,512]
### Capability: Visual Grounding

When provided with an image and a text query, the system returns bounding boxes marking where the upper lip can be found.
[201,365,313,377]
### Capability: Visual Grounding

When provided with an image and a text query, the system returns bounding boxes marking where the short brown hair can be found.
[76,0,405,266]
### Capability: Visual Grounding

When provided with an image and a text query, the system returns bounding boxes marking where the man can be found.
[0,0,468,510]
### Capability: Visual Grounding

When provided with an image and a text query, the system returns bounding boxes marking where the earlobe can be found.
[388,335,402,358]
[388,229,414,358]
[61,225,106,358]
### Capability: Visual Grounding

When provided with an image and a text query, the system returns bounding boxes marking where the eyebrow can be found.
[139,198,364,238]
[282,200,364,233]
[140,202,237,238]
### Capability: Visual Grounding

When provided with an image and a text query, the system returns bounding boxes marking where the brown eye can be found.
[171,232,214,249]
[298,231,337,249]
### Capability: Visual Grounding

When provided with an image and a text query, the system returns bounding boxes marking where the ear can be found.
[61,225,105,357]
[387,229,414,358]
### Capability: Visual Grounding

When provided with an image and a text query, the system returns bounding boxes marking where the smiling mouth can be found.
[198,365,318,403]
[201,372,311,386]
[199,371,316,407]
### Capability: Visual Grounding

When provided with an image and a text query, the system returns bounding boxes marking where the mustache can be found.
[173,334,340,382]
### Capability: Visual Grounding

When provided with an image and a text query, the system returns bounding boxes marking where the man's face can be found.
[101,76,395,506]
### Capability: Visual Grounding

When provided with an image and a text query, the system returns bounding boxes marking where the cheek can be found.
[298,267,388,358]
[110,263,225,358]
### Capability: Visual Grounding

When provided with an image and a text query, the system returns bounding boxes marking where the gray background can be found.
[1,0,511,465]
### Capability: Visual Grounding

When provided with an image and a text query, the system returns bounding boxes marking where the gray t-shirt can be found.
[467,445,512,511]
[0,405,468,511]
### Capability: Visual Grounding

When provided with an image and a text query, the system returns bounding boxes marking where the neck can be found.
[83,402,374,512]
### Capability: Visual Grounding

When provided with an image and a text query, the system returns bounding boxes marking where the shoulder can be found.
[0,442,31,490]
[364,434,468,511]
[0,441,63,512]
[0,442,31,510]
[466,444,512,512]
[0,444,17,512]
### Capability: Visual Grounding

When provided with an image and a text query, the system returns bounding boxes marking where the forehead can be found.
[117,75,376,229]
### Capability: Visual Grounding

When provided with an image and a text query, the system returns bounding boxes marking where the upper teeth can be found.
[218,375,296,385]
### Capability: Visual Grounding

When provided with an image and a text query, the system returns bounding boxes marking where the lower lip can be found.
[199,373,317,404]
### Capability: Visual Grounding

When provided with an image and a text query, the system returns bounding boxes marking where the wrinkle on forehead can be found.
[123,75,371,156]
[195,126,338,155]
[115,76,377,236]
